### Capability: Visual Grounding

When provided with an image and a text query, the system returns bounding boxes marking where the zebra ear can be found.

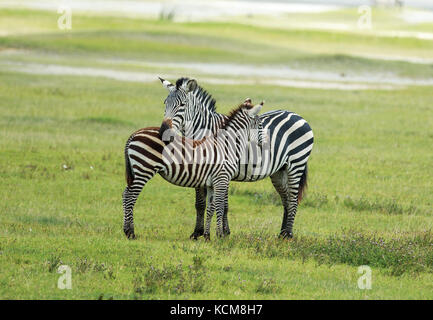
[247,102,263,117]
[158,77,174,91]
[184,79,197,93]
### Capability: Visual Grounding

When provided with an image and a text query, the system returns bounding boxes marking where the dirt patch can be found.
[1,61,408,90]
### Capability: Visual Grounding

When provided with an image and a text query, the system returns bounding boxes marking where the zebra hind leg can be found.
[270,168,293,239]
[280,165,307,239]
[122,175,150,239]
[123,186,138,239]
[190,187,207,240]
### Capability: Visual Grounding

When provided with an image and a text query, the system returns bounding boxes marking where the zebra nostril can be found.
[159,119,176,142]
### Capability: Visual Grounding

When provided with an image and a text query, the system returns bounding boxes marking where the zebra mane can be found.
[176,77,216,113]
[182,103,250,148]
[221,104,252,130]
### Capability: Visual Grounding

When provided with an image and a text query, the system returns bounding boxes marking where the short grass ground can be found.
[0,6,432,299]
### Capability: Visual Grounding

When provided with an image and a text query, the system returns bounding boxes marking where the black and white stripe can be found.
[159,77,314,239]
[123,102,263,239]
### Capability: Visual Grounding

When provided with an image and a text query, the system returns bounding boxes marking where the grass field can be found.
[1,4,433,299]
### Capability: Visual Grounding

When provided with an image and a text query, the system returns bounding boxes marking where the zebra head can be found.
[244,101,264,147]
[158,77,197,138]
[243,98,265,147]
[223,100,264,150]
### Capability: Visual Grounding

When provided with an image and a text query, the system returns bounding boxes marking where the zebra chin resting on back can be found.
[123,100,264,239]
[159,77,314,239]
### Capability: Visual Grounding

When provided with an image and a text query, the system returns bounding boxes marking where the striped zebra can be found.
[159,77,314,239]
[123,100,263,239]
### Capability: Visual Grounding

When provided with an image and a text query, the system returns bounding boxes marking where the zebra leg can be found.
[190,187,207,240]
[270,167,292,238]
[223,188,230,236]
[122,172,155,239]
[213,181,229,238]
[122,185,139,240]
[203,187,214,241]
[280,165,307,239]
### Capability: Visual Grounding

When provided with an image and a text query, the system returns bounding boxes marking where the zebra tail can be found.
[124,138,134,187]
[297,164,308,204]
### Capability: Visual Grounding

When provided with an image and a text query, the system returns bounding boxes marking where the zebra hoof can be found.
[190,230,204,240]
[124,227,136,240]
[279,230,293,240]
[204,233,211,241]
[216,230,225,238]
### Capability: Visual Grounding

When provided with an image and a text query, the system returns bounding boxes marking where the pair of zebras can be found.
[122,77,314,240]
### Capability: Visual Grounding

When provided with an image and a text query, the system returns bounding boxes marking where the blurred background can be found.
[1,0,433,89]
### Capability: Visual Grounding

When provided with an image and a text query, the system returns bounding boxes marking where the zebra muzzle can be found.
[159,119,174,141]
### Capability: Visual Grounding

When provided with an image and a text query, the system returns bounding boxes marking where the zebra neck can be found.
[221,123,249,159]
[210,112,227,133]
[187,108,226,139]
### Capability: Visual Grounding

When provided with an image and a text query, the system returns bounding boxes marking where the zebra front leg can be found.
[203,187,214,241]
[213,182,229,238]
[190,187,207,240]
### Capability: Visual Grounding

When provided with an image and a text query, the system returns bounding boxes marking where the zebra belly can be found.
[158,161,231,188]
[159,160,214,188]
[232,141,275,181]
[158,172,206,188]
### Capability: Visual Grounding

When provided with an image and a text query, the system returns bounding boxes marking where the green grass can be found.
[0,7,433,299]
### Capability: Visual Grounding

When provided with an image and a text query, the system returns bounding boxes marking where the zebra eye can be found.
[180,103,185,107]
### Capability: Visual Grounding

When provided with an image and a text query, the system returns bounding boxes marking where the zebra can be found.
[159,77,314,239]
[123,100,264,239]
